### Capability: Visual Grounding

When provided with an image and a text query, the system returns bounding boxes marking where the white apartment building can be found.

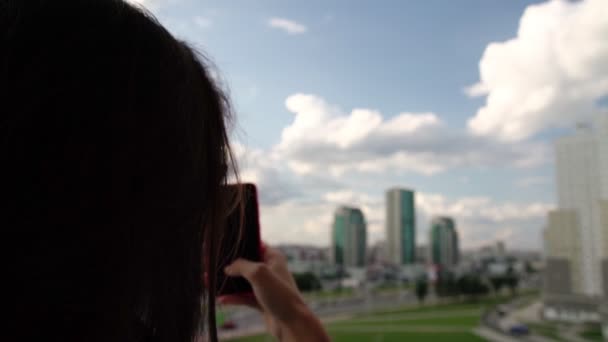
[554,113,608,296]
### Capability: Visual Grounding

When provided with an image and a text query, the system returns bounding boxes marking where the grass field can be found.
[226,298,511,342]
[232,331,486,342]
[580,325,603,342]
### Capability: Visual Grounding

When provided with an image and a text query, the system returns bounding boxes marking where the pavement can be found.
[474,327,522,342]
[482,298,558,342]
[511,301,543,323]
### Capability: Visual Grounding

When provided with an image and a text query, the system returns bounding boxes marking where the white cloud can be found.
[416,193,552,224]
[268,17,308,34]
[323,190,377,206]
[259,194,385,247]
[467,0,608,141]
[415,193,552,249]
[276,93,549,177]
[231,143,298,205]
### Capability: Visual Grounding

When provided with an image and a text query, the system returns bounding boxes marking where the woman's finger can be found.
[218,294,261,310]
[225,258,272,282]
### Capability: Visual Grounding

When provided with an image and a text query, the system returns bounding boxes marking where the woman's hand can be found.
[219,246,330,342]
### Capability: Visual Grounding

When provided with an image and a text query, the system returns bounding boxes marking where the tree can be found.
[490,276,506,296]
[415,277,428,304]
[457,273,489,301]
[436,271,459,298]
[524,261,536,274]
[505,266,519,296]
[293,272,322,292]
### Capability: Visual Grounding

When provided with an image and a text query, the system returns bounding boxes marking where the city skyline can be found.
[133,0,608,250]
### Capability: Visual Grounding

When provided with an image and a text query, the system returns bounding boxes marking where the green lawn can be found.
[232,332,486,342]
[227,298,495,342]
[362,297,506,318]
[331,315,481,327]
[580,325,603,342]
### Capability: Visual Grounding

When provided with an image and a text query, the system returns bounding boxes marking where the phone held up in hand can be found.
[215,183,262,296]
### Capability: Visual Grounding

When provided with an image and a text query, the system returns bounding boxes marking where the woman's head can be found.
[1,0,233,340]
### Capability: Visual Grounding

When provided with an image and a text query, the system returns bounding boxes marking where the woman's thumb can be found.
[225,258,269,283]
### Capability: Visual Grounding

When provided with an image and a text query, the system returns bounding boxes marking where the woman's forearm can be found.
[279,306,331,342]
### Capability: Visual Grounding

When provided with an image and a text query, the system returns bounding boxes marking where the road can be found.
[482,298,555,342]
[219,290,437,339]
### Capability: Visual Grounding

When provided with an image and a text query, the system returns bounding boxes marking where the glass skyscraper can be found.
[386,188,416,265]
[429,216,459,269]
[331,206,367,268]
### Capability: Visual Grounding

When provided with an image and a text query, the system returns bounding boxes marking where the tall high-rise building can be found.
[544,210,583,295]
[601,200,608,296]
[331,206,367,268]
[542,114,608,326]
[429,216,459,269]
[386,188,416,265]
[550,114,608,296]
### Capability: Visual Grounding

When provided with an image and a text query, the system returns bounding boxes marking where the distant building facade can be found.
[276,244,330,275]
[415,245,428,264]
[386,188,416,265]
[429,216,459,269]
[544,210,582,294]
[546,114,608,296]
[331,206,367,268]
[543,113,608,326]
[367,241,388,265]
[555,124,603,295]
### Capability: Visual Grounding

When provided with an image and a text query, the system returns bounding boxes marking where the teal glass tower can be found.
[332,206,367,267]
[386,188,416,265]
[429,216,459,269]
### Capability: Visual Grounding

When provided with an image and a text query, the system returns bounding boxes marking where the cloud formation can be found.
[467,0,608,141]
[268,17,308,34]
[276,94,549,177]
[232,143,298,206]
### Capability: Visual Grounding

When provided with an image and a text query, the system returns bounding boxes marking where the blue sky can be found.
[136,0,608,250]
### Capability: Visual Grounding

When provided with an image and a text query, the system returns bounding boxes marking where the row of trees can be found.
[415,269,519,303]
[293,272,322,292]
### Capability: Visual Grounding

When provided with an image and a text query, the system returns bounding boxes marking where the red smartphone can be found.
[215,183,262,296]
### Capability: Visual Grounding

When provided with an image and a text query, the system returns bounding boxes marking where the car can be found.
[220,320,237,330]
[508,324,530,336]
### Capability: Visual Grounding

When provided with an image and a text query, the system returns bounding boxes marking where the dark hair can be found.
[1,1,235,341]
